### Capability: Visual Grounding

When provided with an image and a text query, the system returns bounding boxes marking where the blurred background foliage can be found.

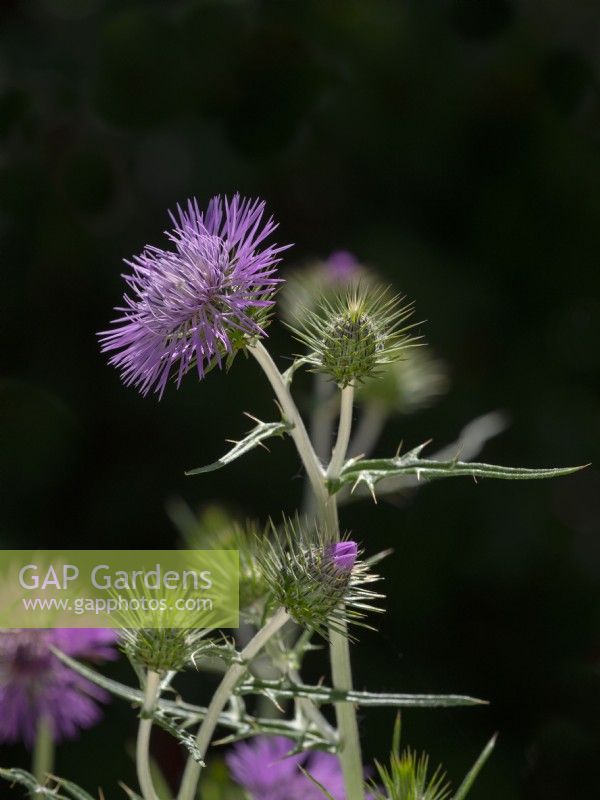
[1,0,599,797]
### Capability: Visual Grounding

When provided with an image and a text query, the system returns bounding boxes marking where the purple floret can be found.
[328,540,358,571]
[99,194,289,398]
[0,629,118,747]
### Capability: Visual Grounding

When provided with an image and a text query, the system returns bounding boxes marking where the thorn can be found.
[396,439,403,457]
[368,481,378,504]
[225,438,239,445]
[473,475,478,484]
[244,411,262,424]
[257,441,271,452]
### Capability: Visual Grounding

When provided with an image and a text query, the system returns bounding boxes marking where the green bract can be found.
[288,286,420,387]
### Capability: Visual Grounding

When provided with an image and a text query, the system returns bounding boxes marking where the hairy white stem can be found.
[177,608,290,800]
[136,670,162,800]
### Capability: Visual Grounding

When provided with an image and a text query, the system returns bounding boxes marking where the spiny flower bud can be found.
[257,517,383,638]
[289,286,420,388]
[110,584,219,674]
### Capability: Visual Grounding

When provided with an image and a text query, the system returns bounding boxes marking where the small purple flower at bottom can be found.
[226,735,372,800]
[328,541,358,571]
[0,629,118,747]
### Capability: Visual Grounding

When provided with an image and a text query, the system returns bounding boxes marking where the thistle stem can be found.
[177,607,290,800]
[32,715,54,784]
[250,341,328,511]
[324,384,365,800]
[136,670,162,800]
[327,385,354,479]
[251,344,365,800]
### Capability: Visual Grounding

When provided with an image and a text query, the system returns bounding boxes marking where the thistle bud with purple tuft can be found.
[257,517,383,639]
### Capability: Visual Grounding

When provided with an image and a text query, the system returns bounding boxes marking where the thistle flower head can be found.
[226,735,358,800]
[109,584,216,674]
[289,285,420,388]
[257,517,383,638]
[99,194,290,398]
[0,629,118,747]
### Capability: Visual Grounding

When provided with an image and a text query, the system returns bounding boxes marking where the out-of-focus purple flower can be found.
[226,736,356,800]
[0,629,118,747]
[326,251,360,282]
[328,541,358,571]
[99,194,289,398]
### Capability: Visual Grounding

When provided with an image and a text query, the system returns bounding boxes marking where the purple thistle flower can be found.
[226,736,351,800]
[328,540,358,571]
[99,194,290,398]
[227,736,374,800]
[0,629,118,747]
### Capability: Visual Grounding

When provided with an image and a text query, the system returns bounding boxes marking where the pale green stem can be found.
[32,716,54,784]
[250,344,365,800]
[137,670,162,800]
[324,384,365,800]
[303,373,337,517]
[177,607,290,800]
[327,385,354,479]
[249,341,328,511]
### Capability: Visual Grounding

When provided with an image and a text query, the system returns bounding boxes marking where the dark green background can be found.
[1,1,599,797]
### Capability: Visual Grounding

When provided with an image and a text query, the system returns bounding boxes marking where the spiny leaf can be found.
[151,710,205,764]
[329,442,585,496]
[282,356,311,386]
[0,768,96,800]
[236,677,486,708]
[452,735,496,800]
[51,647,336,749]
[185,418,289,475]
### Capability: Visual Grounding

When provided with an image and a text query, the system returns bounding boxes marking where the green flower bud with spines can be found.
[109,582,222,674]
[289,285,421,388]
[256,516,384,639]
